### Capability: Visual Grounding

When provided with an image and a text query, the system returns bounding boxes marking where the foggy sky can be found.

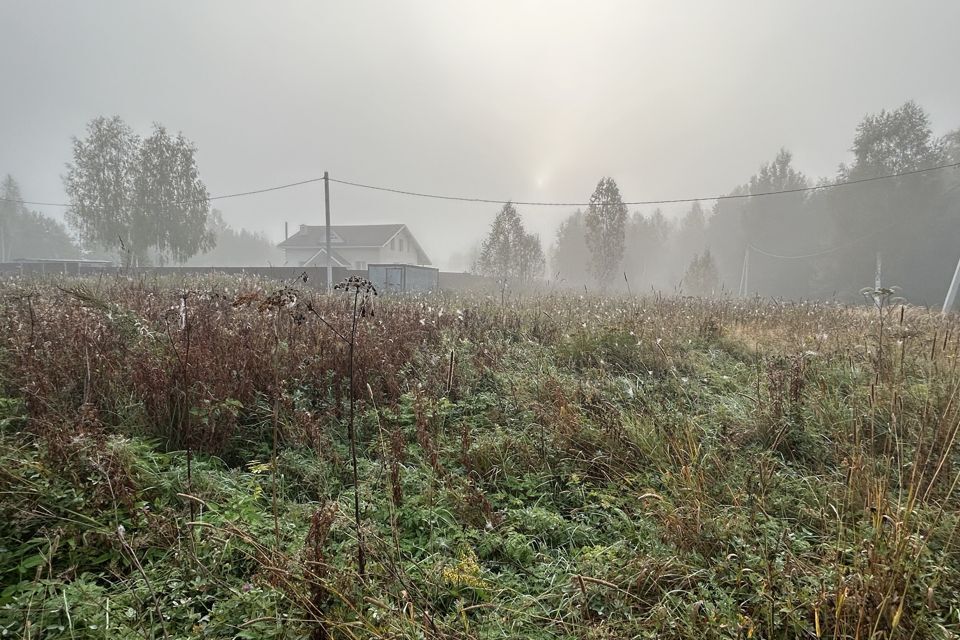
[2,1,959,269]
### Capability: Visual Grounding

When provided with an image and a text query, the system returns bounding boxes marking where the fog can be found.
[1,1,959,300]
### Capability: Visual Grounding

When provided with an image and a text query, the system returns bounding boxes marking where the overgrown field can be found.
[3,275,960,639]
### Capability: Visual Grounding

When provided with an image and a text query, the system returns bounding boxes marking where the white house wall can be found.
[339,248,384,270]
[285,248,322,266]
[381,228,422,264]
[283,228,424,268]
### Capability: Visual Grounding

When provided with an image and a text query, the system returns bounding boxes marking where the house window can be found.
[390,238,395,250]
[398,238,404,253]
[355,261,366,271]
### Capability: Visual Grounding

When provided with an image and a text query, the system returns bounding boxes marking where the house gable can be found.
[278,223,431,267]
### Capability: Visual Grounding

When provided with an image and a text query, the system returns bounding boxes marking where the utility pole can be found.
[738,247,750,297]
[944,254,960,314]
[875,251,882,291]
[324,171,332,291]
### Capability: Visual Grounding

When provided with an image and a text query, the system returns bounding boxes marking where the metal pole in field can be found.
[943,253,960,314]
[875,251,882,291]
[738,248,750,297]
[738,250,746,296]
[744,248,750,296]
[324,171,332,291]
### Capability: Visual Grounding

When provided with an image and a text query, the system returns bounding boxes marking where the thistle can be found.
[333,276,377,579]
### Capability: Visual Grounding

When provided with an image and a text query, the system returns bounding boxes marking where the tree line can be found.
[1,116,280,267]
[478,100,960,304]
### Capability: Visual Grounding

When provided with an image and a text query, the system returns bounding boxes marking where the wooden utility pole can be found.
[324,171,332,291]
[943,253,960,314]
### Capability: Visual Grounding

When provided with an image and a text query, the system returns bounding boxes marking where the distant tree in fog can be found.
[184,210,282,266]
[585,177,627,286]
[0,175,79,261]
[946,129,960,163]
[550,209,590,284]
[65,116,215,267]
[622,208,673,288]
[672,201,707,273]
[829,101,949,302]
[476,202,544,282]
[745,149,811,297]
[845,101,944,177]
[447,243,481,273]
[683,249,719,296]
[689,100,960,304]
[708,149,810,298]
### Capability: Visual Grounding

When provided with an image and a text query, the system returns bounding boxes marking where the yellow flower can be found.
[441,548,489,592]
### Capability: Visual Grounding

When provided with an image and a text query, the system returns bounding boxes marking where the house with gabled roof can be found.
[277,224,431,270]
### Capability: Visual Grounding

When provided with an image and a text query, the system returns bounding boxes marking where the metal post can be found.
[738,248,749,297]
[738,251,745,296]
[324,171,332,291]
[943,253,960,314]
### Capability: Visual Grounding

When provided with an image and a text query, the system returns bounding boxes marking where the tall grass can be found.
[2,275,960,638]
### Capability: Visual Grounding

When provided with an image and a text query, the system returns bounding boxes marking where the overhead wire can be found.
[1,160,958,209]
[1,158,957,262]
[748,224,896,260]
[328,161,960,207]
[746,178,960,259]
[0,177,326,208]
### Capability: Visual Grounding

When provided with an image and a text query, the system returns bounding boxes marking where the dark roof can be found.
[278,223,431,265]
[278,224,405,249]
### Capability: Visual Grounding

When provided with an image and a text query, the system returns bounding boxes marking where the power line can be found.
[1,160,958,210]
[747,179,960,260]
[748,225,893,260]
[329,161,960,206]
[0,177,326,208]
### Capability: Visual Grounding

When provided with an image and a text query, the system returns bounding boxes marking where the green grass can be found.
[2,279,960,638]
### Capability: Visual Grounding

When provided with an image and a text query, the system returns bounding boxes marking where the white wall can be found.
[284,228,425,267]
[381,228,422,264]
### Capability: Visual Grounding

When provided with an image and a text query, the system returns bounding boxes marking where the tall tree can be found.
[829,101,948,302]
[134,124,215,264]
[672,201,707,274]
[550,209,590,285]
[743,149,811,298]
[707,150,812,298]
[475,202,544,282]
[584,177,627,286]
[623,209,674,290]
[65,116,214,266]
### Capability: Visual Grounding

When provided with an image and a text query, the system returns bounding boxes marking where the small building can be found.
[277,224,430,270]
[368,263,439,294]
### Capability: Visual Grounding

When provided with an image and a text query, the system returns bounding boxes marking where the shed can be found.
[368,263,439,294]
